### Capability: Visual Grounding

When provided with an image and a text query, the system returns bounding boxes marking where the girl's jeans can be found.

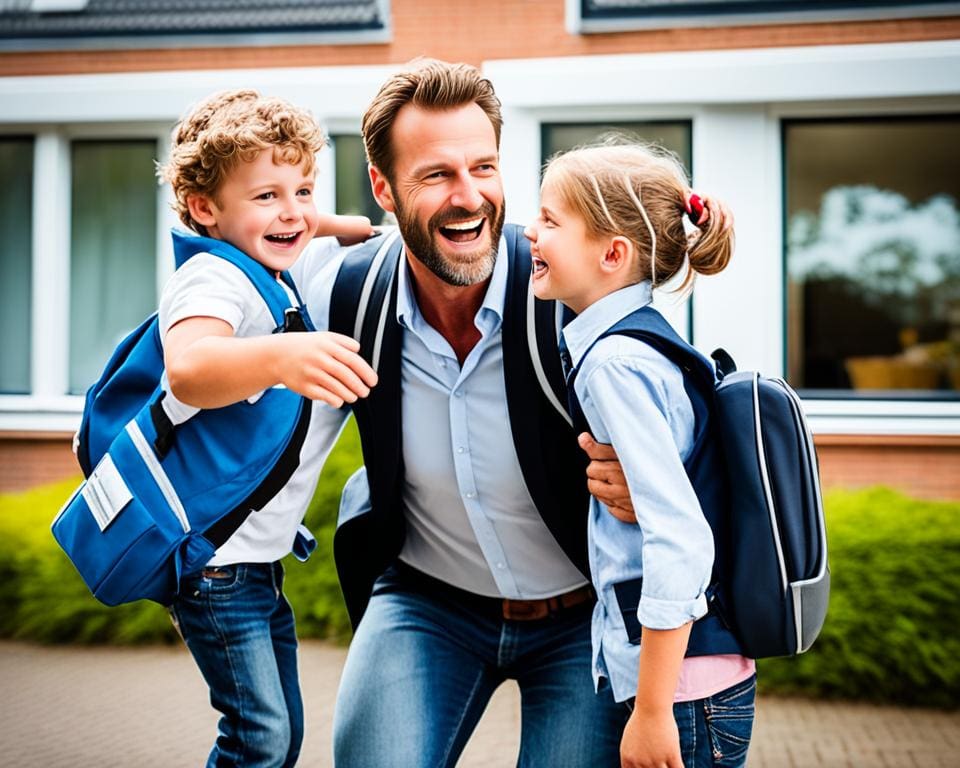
[170,561,302,768]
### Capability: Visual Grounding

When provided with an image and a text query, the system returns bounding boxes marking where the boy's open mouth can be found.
[265,231,302,247]
[531,256,549,277]
[438,217,485,244]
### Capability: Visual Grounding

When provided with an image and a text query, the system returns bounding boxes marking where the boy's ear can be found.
[186,194,218,228]
[599,236,633,273]
[369,165,396,214]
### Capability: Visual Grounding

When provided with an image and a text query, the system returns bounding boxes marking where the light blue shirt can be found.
[563,282,714,703]
[295,235,586,599]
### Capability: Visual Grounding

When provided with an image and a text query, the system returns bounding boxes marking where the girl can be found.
[524,142,756,768]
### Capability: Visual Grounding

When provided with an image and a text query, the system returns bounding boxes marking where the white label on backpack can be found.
[82,454,132,532]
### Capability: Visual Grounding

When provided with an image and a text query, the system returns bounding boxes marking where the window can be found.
[541,121,691,170]
[68,140,159,394]
[0,137,33,394]
[331,134,384,225]
[784,117,960,397]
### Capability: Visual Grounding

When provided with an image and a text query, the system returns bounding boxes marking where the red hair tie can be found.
[685,192,705,226]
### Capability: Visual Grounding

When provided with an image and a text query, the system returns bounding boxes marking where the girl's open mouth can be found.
[531,256,549,277]
[438,218,485,244]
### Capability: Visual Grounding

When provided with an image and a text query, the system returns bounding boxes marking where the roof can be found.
[0,0,388,47]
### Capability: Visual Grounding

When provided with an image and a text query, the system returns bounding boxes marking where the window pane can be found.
[784,118,960,396]
[542,121,691,170]
[0,138,33,394]
[69,140,158,394]
[332,134,385,225]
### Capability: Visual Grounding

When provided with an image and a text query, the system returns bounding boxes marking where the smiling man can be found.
[295,59,629,767]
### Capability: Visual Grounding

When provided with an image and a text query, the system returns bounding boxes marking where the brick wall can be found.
[3,432,959,500]
[1,0,958,76]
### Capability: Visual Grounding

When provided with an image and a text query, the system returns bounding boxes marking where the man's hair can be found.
[158,89,326,235]
[361,58,502,182]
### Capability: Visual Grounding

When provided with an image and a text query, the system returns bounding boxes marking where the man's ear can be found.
[186,194,218,229]
[369,165,396,214]
[599,236,633,274]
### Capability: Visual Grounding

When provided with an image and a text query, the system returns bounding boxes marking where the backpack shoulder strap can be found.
[329,229,403,370]
[502,223,571,427]
[170,229,297,329]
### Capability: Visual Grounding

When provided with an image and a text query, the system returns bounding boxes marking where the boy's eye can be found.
[297,187,312,197]
[256,191,276,200]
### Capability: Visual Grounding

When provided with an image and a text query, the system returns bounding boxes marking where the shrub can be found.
[758,487,960,708]
[0,420,362,645]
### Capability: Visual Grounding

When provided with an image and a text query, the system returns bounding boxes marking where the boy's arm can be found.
[620,624,690,768]
[314,212,377,246]
[164,316,377,409]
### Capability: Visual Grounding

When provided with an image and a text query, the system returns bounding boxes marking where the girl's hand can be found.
[272,331,378,407]
[621,707,684,768]
[314,213,376,246]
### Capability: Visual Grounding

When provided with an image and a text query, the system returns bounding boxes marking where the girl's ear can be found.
[186,194,218,228]
[599,236,633,274]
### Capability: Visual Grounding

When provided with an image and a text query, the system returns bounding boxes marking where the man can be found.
[298,59,633,766]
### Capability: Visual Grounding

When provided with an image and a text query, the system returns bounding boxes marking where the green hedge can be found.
[2,450,959,706]
[758,487,960,708]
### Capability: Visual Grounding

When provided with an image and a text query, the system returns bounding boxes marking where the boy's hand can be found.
[273,331,378,407]
[620,708,684,768]
[314,213,376,246]
[578,433,636,522]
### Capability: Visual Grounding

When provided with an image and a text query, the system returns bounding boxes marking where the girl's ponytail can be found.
[686,196,734,280]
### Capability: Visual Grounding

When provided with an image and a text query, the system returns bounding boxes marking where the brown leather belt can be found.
[391,561,595,622]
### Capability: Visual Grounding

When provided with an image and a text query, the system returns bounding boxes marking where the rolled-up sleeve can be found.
[580,348,714,630]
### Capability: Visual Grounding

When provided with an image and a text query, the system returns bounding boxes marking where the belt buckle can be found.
[502,598,548,621]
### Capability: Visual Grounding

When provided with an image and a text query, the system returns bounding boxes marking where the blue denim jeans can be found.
[170,561,303,768]
[672,674,757,768]
[332,564,627,768]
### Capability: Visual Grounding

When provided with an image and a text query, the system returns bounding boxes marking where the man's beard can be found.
[394,197,505,287]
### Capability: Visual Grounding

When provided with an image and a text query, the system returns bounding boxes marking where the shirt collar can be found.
[396,233,509,332]
[561,282,653,369]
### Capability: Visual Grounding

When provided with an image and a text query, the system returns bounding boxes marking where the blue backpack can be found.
[53,230,316,607]
[566,305,830,659]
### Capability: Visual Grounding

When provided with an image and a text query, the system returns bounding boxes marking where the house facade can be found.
[1,0,959,497]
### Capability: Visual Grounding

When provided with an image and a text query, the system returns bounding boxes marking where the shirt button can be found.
[454,390,463,398]
[497,562,505,569]
[465,492,476,499]
[457,447,465,454]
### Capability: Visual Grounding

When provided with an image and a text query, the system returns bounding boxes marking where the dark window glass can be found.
[541,121,691,171]
[332,134,385,225]
[0,137,33,394]
[784,117,960,397]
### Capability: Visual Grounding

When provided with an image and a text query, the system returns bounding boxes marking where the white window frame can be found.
[485,40,960,435]
[0,64,397,432]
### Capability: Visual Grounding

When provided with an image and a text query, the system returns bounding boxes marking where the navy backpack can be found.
[53,230,315,607]
[567,305,830,659]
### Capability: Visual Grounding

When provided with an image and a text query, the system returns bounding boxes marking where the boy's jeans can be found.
[673,674,756,767]
[333,564,627,768]
[170,561,302,768]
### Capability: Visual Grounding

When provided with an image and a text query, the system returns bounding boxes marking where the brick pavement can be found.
[0,640,956,767]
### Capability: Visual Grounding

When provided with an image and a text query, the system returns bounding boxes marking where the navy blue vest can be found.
[329,224,591,629]
[567,305,744,657]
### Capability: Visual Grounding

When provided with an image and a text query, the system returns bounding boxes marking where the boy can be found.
[156,89,377,767]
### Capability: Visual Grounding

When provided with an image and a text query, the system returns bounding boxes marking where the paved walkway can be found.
[1,640,957,767]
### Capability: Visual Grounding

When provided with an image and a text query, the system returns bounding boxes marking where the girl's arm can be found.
[620,623,691,768]
[164,315,378,409]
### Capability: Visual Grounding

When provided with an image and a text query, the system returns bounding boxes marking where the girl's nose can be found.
[523,224,537,242]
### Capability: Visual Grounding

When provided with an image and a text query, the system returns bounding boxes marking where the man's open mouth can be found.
[438,217,485,244]
[531,256,549,277]
[265,231,302,247]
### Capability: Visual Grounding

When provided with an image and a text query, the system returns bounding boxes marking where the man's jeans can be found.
[170,561,303,768]
[333,565,627,768]
[673,674,757,767]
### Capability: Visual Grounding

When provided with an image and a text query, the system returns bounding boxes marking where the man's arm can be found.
[578,432,636,522]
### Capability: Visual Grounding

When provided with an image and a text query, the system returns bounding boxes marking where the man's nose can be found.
[450,173,484,212]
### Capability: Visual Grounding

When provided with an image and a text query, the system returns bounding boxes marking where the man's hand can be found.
[577,433,637,523]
